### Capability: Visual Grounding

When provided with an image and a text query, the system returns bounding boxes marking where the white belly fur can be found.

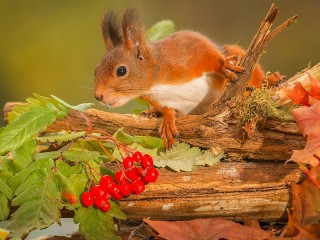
[147,74,221,115]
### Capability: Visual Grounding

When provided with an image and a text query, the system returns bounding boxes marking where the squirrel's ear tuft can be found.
[101,10,123,50]
[122,8,146,50]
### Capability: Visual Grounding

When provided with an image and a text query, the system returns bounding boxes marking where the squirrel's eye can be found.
[116,66,127,77]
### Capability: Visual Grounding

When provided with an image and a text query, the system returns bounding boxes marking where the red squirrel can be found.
[94,8,280,148]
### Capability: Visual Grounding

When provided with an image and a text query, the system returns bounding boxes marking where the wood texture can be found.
[3,103,305,161]
[119,162,303,222]
[3,101,305,162]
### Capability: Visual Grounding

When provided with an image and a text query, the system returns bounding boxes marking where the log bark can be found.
[119,162,303,222]
[4,102,304,161]
[45,162,303,222]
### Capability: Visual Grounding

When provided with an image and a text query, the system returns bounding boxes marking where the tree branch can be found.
[208,4,298,116]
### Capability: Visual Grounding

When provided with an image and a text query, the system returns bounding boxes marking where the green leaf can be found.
[113,143,158,161]
[114,129,163,149]
[51,95,94,112]
[3,158,24,174]
[195,151,224,167]
[70,139,112,155]
[0,193,10,220]
[56,160,82,178]
[28,94,68,119]
[7,103,31,124]
[33,151,61,161]
[8,167,62,240]
[0,106,57,154]
[67,173,88,209]
[154,143,221,172]
[37,131,85,143]
[147,20,175,41]
[11,139,36,169]
[62,150,100,163]
[0,178,13,200]
[74,207,121,240]
[53,171,77,206]
[9,158,54,192]
[135,135,163,148]
[0,169,13,183]
[108,201,126,220]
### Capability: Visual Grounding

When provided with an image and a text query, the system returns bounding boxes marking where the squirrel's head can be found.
[94,8,155,108]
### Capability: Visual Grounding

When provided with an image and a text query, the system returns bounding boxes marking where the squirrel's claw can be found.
[222,56,245,81]
[159,108,179,149]
[140,109,162,119]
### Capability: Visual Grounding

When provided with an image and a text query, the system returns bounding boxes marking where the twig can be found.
[207,4,298,116]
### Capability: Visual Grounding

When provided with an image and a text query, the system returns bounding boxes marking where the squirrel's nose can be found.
[94,92,103,101]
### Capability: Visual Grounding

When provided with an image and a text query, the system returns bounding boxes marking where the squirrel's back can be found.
[150,30,226,84]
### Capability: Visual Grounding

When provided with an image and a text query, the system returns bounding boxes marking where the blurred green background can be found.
[1,0,319,126]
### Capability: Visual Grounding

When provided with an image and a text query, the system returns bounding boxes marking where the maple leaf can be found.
[281,166,320,239]
[289,167,320,226]
[285,74,320,106]
[285,82,310,106]
[288,101,320,166]
[308,74,320,100]
[144,218,270,240]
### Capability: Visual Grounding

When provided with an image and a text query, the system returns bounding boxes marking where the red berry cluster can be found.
[81,151,158,212]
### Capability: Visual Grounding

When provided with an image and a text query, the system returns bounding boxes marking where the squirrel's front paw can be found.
[267,71,286,85]
[159,108,179,149]
[140,109,162,119]
[221,56,245,80]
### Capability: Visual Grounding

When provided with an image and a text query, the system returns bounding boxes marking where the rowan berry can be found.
[132,151,143,162]
[81,191,95,207]
[131,180,145,195]
[141,154,154,168]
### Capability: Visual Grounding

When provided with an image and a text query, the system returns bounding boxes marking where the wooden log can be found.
[3,108,305,222]
[3,102,305,161]
[32,162,302,221]
[119,162,303,222]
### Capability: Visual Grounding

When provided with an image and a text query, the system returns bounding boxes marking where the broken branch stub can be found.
[208,4,298,116]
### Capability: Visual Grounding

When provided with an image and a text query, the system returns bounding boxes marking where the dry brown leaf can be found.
[288,101,320,166]
[308,74,320,100]
[285,82,310,106]
[289,176,320,226]
[243,217,262,230]
[278,224,320,240]
[280,166,320,239]
[241,116,263,139]
[144,218,271,240]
